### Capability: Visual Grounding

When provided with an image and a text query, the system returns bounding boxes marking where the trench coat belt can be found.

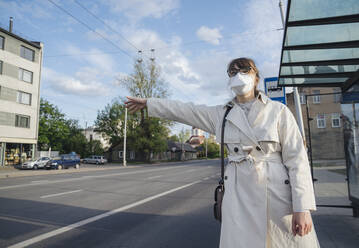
[228,152,282,165]
[228,152,283,183]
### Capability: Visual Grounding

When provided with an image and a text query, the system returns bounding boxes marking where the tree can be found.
[115,60,172,161]
[94,98,127,146]
[168,134,180,142]
[39,98,105,157]
[198,141,224,159]
[38,98,70,152]
[62,119,89,158]
[178,128,191,143]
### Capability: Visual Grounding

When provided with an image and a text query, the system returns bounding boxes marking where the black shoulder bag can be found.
[214,103,233,222]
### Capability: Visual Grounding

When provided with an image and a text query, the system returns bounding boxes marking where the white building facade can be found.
[0,24,43,166]
[82,126,110,150]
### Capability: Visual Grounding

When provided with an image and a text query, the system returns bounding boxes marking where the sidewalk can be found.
[313,167,359,248]
[0,159,217,179]
[0,163,139,179]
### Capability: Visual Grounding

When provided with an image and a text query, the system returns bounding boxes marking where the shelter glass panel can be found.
[286,23,359,46]
[341,101,359,202]
[280,65,359,76]
[288,0,359,21]
[283,48,359,63]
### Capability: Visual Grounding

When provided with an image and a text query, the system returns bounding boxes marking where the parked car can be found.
[45,153,80,170]
[83,155,107,165]
[21,157,51,170]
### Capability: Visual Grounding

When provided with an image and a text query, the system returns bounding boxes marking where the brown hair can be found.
[227,57,260,96]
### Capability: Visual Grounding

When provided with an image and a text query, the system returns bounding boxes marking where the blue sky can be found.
[0,0,286,134]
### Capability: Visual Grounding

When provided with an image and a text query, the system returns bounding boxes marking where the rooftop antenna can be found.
[150,48,155,62]
[137,50,143,63]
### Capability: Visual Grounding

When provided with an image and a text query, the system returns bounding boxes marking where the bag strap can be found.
[220,102,234,186]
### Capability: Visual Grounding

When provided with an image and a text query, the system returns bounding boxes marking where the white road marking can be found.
[31,180,49,183]
[40,190,83,199]
[186,169,196,172]
[0,166,189,190]
[8,177,211,248]
[147,175,163,180]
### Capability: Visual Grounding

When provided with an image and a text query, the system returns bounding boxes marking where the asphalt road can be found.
[0,160,222,248]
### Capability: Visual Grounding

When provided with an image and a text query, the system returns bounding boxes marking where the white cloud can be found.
[103,0,179,23]
[42,67,110,96]
[196,26,222,45]
[64,45,116,75]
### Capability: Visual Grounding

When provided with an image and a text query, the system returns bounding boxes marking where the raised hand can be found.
[125,96,147,113]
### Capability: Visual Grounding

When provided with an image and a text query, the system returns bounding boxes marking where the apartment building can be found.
[0,20,43,166]
[287,86,344,160]
[82,126,110,150]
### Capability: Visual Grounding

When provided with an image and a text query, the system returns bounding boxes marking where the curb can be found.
[0,166,140,179]
[0,159,219,179]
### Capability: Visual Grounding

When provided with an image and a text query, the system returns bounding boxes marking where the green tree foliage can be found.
[38,98,70,152]
[94,98,126,146]
[112,60,172,161]
[38,98,104,157]
[168,134,180,142]
[178,128,191,143]
[198,141,225,159]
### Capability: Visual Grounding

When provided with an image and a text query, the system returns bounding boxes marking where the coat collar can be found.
[224,91,269,107]
[223,91,269,146]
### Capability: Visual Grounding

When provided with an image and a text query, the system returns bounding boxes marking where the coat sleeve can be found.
[146,98,222,135]
[278,105,316,212]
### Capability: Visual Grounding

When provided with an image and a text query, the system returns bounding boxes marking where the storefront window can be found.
[4,143,33,166]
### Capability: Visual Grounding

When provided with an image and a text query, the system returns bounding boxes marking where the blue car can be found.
[45,152,81,170]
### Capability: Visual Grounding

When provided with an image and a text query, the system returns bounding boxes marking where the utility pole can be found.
[278,0,306,144]
[205,133,208,159]
[123,107,127,167]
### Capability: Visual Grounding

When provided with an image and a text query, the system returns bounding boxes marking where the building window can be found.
[300,94,306,104]
[333,90,341,103]
[317,114,326,128]
[16,91,31,105]
[15,114,30,128]
[18,68,33,83]
[119,151,123,158]
[20,46,34,61]
[0,36,4,50]
[332,113,341,128]
[313,90,320,104]
[0,60,2,74]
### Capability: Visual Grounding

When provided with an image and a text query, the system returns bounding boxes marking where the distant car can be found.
[83,155,107,165]
[45,153,81,170]
[21,157,51,170]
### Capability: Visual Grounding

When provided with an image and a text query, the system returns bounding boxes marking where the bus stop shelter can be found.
[277,0,359,216]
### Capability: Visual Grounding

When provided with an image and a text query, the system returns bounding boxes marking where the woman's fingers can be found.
[292,212,313,237]
[292,216,297,236]
[125,96,147,113]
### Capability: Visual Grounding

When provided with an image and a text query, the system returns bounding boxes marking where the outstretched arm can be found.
[125,96,222,134]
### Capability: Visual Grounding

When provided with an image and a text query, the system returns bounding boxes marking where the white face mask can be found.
[228,73,255,96]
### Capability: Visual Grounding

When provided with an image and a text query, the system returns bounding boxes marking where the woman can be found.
[125,57,320,248]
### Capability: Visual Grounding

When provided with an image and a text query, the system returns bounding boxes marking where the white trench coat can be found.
[147,91,320,248]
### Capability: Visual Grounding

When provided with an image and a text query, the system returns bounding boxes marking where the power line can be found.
[73,0,140,52]
[44,27,283,58]
[142,27,283,53]
[46,0,133,59]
